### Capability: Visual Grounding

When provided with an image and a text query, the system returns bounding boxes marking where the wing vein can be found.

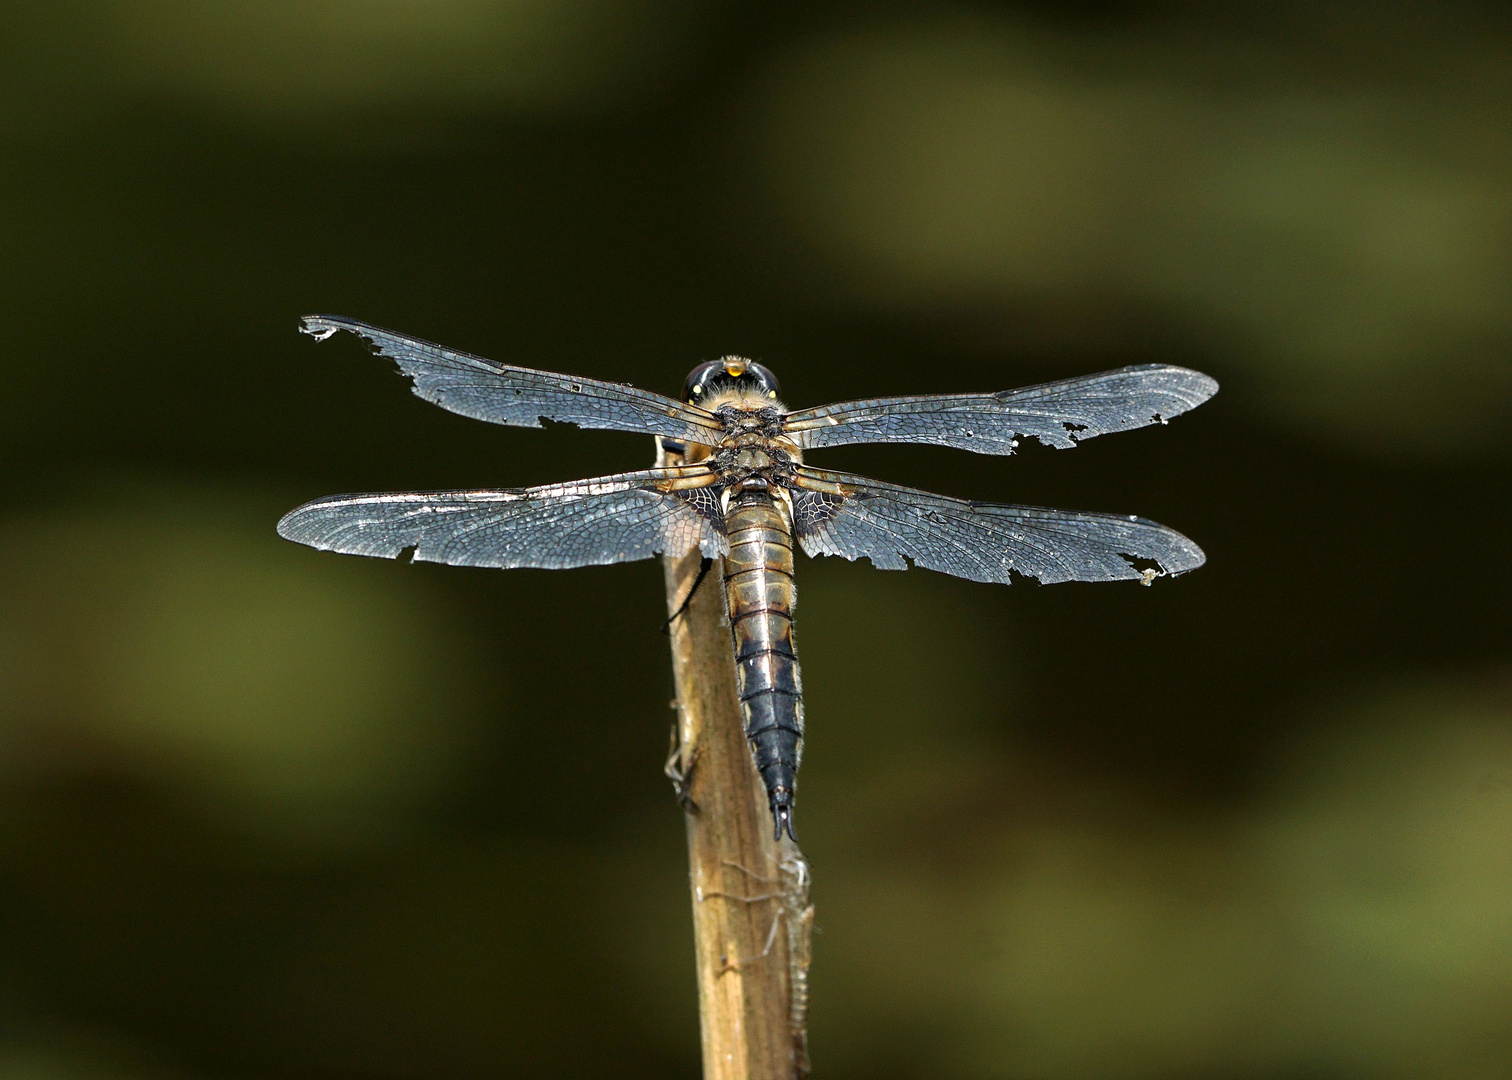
[783,364,1217,456]
[302,315,723,444]
[278,467,729,570]
[789,467,1204,584]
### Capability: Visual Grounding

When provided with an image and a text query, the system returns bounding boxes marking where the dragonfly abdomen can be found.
[723,489,804,840]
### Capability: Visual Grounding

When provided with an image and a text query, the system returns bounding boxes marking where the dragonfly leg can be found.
[664,718,700,812]
[662,556,714,631]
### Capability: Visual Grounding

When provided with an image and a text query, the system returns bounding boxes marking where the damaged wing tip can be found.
[300,314,367,343]
[300,314,345,341]
[1127,535,1207,582]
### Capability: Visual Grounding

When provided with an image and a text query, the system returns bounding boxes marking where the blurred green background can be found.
[1,2,1510,1077]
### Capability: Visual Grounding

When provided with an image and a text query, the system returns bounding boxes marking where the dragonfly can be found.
[278,316,1217,839]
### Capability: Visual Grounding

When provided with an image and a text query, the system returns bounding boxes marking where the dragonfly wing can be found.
[788,467,1204,584]
[302,315,725,446]
[278,468,727,569]
[783,364,1217,455]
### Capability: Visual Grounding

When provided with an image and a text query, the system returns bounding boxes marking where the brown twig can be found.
[660,442,813,1080]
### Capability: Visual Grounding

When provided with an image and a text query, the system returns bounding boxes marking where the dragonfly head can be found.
[684,356,781,406]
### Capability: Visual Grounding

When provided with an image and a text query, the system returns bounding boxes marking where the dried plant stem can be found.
[663,518,812,1079]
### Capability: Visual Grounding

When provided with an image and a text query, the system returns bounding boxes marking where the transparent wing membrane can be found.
[302,316,723,445]
[789,467,1205,585]
[286,318,1216,586]
[277,468,727,570]
[783,364,1217,455]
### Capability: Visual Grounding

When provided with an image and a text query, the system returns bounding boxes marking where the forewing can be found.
[789,467,1204,584]
[783,364,1217,455]
[278,468,728,570]
[303,315,724,445]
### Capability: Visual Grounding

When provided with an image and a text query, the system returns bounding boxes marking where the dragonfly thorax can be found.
[710,436,797,492]
[713,403,786,440]
[734,445,777,470]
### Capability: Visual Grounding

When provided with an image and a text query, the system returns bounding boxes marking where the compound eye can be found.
[749,362,781,398]
[683,361,723,402]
